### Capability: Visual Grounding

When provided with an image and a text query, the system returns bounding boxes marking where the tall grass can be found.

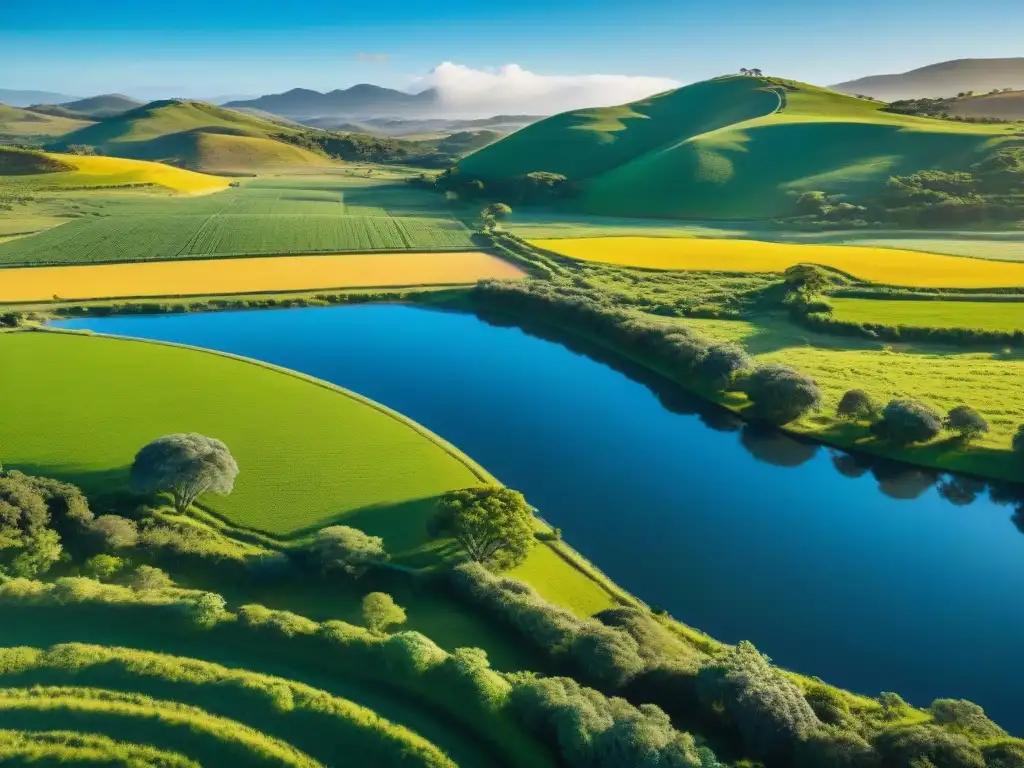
[0,729,198,767]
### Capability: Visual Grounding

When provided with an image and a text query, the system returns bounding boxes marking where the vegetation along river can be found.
[55,304,1024,732]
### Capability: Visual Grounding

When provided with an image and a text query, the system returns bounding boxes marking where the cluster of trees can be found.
[448,561,1019,768]
[436,168,579,204]
[273,128,494,168]
[885,93,1018,122]
[739,68,765,77]
[475,279,823,425]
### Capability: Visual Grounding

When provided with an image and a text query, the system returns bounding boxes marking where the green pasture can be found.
[0,331,484,541]
[830,296,1024,331]
[459,74,1018,220]
[0,176,477,266]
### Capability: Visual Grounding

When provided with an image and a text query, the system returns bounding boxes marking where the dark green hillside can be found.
[0,146,74,175]
[28,94,143,120]
[456,75,1020,220]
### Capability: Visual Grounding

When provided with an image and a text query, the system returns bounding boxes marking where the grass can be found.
[830,296,1024,331]
[2,153,229,194]
[0,331,487,541]
[459,75,1019,219]
[0,105,92,137]
[0,252,524,302]
[0,176,478,266]
[532,235,1024,287]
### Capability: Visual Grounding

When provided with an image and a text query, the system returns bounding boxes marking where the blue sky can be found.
[3,0,1021,97]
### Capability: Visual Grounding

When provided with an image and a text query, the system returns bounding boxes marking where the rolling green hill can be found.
[51,100,327,172]
[0,104,93,139]
[27,94,143,120]
[457,75,1021,219]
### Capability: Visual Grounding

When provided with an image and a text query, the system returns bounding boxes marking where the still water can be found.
[56,305,1024,731]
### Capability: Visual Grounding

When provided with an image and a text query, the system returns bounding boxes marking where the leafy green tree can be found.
[362,592,407,635]
[483,202,512,220]
[84,553,126,581]
[944,405,989,442]
[0,472,63,578]
[872,400,944,445]
[130,433,239,514]
[432,487,535,571]
[308,525,387,577]
[90,515,139,548]
[186,592,228,628]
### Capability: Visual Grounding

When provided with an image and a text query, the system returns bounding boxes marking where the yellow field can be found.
[0,251,525,302]
[531,236,1024,288]
[49,153,229,194]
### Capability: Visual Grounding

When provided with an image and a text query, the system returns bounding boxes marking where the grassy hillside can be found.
[1,152,228,194]
[27,94,143,120]
[0,104,92,139]
[458,75,1020,219]
[51,100,323,172]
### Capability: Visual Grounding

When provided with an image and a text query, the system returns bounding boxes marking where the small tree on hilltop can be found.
[431,486,535,571]
[944,405,989,442]
[837,389,879,421]
[362,592,407,635]
[871,399,943,445]
[130,433,238,514]
[744,364,823,425]
[308,525,387,577]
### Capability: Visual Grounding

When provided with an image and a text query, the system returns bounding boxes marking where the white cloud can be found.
[413,62,680,116]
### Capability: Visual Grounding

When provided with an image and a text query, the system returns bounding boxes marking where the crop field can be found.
[830,297,1024,331]
[532,236,1024,288]
[2,153,229,194]
[0,176,479,266]
[0,251,522,302]
[829,236,1024,263]
[0,332,487,540]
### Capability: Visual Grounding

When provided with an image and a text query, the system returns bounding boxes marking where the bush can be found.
[943,405,989,442]
[90,515,139,549]
[129,565,174,592]
[929,698,1005,739]
[184,592,228,628]
[744,363,823,424]
[697,641,821,764]
[305,525,387,577]
[873,725,984,768]
[695,343,752,390]
[871,399,944,445]
[83,554,127,581]
[984,742,1024,768]
[362,592,407,635]
[837,389,878,421]
[795,728,879,768]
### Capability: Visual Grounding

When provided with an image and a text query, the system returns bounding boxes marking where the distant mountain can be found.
[301,114,545,136]
[27,94,143,120]
[948,90,1024,120]
[225,85,441,119]
[0,89,80,108]
[0,104,93,140]
[832,58,1024,101]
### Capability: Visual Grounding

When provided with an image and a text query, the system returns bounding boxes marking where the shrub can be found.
[871,399,944,445]
[697,641,821,763]
[873,725,984,768]
[795,728,879,768]
[184,592,228,628]
[306,525,387,577]
[744,364,823,424]
[943,406,989,442]
[83,554,127,581]
[804,684,855,728]
[837,389,878,421]
[984,742,1024,768]
[90,515,139,548]
[129,565,174,592]
[362,592,407,635]
[696,343,752,390]
[929,698,1005,739]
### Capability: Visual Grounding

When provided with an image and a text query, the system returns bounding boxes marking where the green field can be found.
[830,296,1024,331]
[0,175,478,266]
[0,332,485,541]
[459,75,1018,219]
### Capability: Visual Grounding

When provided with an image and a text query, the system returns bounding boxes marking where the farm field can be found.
[0,332,487,540]
[2,152,229,194]
[0,174,479,266]
[532,235,1024,287]
[0,251,522,302]
[830,296,1024,331]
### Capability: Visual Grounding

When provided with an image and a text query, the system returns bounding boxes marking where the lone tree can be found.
[837,389,879,421]
[362,592,407,635]
[431,486,535,571]
[483,203,512,221]
[744,363,823,425]
[308,525,387,577]
[871,400,943,445]
[944,405,989,442]
[130,433,239,514]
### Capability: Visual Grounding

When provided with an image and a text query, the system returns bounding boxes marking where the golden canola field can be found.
[49,154,229,194]
[532,236,1024,288]
[0,251,524,302]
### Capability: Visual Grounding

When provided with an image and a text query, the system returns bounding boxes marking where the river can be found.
[55,304,1024,732]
